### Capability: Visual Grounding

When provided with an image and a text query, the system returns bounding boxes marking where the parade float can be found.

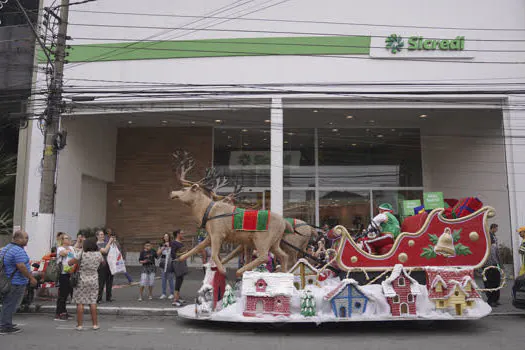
[170,150,501,324]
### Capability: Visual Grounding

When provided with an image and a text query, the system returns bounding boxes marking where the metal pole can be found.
[39,0,69,213]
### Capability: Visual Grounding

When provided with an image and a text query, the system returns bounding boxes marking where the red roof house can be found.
[381,264,421,317]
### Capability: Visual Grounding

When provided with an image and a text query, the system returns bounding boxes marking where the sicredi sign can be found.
[370,34,473,59]
[386,35,465,54]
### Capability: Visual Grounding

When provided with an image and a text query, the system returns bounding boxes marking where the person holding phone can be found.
[158,233,174,300]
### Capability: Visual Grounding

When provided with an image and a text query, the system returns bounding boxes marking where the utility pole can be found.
[39,0,70,214]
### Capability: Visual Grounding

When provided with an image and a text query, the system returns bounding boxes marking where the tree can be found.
[222,284,236,308]
[0,142,17,236]
[300,290,316,317]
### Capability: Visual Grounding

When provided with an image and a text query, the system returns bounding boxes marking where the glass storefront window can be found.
[318,128,422,187]
[371,189,423,219]
[319,190,370,236]
[283,129,315,187]
[283,190,315,223]
[214,127,270,187]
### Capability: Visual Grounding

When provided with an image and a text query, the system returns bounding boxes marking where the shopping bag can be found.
[107,244,127,275]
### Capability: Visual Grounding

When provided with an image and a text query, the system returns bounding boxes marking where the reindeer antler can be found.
[172,149,196,186]
[229,178,244,199]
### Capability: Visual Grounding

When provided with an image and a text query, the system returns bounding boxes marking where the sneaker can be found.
[159,294,166,300]
[148,296,153,300]
[54,314,68,321]
[168,295,174,300]
[138,297,143,302]
[172,300,183,307]
[0,327,22,335]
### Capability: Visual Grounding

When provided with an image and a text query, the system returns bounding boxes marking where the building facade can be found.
[15,0,525,275]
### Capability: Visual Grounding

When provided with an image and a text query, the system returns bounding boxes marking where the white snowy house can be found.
[288,258,320,289]
[242,272,295,317]
[324,279,376,318]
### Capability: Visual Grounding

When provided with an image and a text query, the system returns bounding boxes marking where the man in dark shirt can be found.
[483,223,501,307]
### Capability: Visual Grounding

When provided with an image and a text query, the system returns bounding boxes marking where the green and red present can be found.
[232,208,271,231]
[452,197,483,218]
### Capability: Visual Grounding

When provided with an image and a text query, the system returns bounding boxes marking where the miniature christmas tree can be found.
[300,290,316,317]
[222,284,236,308]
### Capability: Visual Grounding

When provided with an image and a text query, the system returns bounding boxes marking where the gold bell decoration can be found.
[434,228,455,257]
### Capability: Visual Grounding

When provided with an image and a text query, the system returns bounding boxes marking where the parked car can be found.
[512,275,525,309]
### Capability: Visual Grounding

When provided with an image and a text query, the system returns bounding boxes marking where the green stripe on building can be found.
[38,36,370,63]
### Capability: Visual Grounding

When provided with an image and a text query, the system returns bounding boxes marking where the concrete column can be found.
[270,98,283,214]
[503,95,525,277]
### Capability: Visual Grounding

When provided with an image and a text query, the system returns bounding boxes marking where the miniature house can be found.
[324,279,372,318]
[288,258,320,290]
[381,264,421,317]
[426,268,481,316]
[242,272,294,317]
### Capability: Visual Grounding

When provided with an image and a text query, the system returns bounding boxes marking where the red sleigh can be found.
[332,207,494,271]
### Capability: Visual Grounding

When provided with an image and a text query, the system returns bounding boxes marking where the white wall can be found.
[53,117,117,241]
[39,0,525,95]
[421,110,512,250]
[79,175,107,229]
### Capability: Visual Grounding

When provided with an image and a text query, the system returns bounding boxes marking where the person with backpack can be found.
[0,231,37,334]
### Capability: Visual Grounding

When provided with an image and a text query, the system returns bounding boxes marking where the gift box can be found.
[413,205,426,215]
[452,197,483,218]
[442,207,455,219]
[444,198,459,209]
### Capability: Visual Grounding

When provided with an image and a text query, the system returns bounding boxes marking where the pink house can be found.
[242,272,294,317]
[381,264,421,317]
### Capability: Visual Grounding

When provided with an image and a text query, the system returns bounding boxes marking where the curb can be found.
[19,304,178,316]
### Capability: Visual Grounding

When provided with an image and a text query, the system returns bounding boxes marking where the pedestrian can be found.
[158,233,174,300]
[54,233,76,321]
[483,223,501,307]
[96,230,114,303]
[69,238,103,331]
[171,229,188,307]
[138,241,157,301]
[518,226,525,276]
[0,230,37,334]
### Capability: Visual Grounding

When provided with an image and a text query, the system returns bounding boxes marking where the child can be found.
[138,241,157,301]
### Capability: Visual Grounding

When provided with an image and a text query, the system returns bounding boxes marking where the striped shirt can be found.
[0,243,30,285]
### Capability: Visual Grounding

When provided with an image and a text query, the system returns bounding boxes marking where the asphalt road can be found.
[3,313,525,350]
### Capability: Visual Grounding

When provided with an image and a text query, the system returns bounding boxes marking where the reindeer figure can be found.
[169,150,291,277]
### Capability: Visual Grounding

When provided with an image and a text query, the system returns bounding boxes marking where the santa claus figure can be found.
[359,203,401,255]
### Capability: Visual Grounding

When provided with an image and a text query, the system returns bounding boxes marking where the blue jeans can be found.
[161,271,174,295]
[1,284,26,329]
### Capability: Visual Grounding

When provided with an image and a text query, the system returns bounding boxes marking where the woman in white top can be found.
[158,233,175,299]
[54,233,76,321]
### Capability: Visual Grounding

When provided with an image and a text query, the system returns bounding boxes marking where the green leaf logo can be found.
[385,34,405,54]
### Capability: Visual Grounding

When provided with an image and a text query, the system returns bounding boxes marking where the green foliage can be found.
[421,245,437,259]
[454,243,472,256]
[428,234,439,245]
[452,229,462,243]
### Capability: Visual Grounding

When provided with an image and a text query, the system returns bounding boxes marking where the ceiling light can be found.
[226,144,231,148]
[263,138,267,141]
[284,141,289,144]
[365,128,370,132]
[227,136,232,139]
[241,129,248,132]
[215,119,222,124]
[419,114,428,118]
[391,128,396,131]
[313,110,318,113]
[287,132,295,136]
[264,119,271,123]
[243,142,249,146]
[221,130,227,134]
[161,120,168,125]
[127,121,133,125]
[190,121,196,125]
[346,115,354,119]
[328,122,334,126]
[332,128,338,132]
[352,143,357,146]
[377,134,384,138]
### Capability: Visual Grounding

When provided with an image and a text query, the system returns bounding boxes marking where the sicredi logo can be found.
[385,34,465,54]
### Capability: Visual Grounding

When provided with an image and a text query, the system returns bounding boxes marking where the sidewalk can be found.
[18,265,525,317]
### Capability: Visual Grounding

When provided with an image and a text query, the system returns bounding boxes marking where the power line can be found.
[67,8,525,33]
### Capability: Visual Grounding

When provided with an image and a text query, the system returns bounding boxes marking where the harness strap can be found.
[200,201,239,229]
